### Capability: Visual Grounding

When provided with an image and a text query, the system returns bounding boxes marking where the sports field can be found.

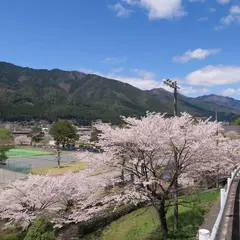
[7,149,54,157]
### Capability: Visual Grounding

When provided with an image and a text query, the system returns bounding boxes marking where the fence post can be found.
[220,188,225,210]
[199,229,210,240]
[227,177,231,190]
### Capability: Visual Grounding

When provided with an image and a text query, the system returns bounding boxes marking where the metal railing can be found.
[198,166,240,240]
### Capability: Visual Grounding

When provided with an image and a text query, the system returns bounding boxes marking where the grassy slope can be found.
[87,190,219,240]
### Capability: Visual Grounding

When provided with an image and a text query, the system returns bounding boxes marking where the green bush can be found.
[0,227,25,240]
[1,232,25,240]
[26,216,55,240]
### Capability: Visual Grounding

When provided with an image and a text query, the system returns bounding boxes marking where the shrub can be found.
[26,216,55,240]
[0,227,25,240]
[1,232,25,240]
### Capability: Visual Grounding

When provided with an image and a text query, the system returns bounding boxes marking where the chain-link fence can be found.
[0,160,32,174]
[0,160,31,187]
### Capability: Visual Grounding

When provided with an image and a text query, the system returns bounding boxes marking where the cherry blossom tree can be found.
[14,135,31,145]
[192,138,240,188]
[0,112,239,240]
[222,130,240,139]
[72,151,115,175]
[93,112,237,239]
[0,152,123,230]
[0,172,106,228]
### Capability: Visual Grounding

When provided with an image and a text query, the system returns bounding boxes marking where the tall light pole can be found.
[163,78,180,230]
[163,79,180,117]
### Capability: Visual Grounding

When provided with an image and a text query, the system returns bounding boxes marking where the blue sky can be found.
[0,0,240,98]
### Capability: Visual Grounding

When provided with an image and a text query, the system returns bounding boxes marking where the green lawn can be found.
[87,190,219,240]
[7,149,54,157]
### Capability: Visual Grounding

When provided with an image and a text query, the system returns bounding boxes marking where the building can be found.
[76,126,92,143]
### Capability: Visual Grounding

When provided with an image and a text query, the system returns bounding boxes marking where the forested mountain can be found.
[0,61,239,124]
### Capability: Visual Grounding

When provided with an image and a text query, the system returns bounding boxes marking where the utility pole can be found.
[163,79,179,117]
[215,106,218,122]
[163,79,180,230]
[173,81,178,117]
[215,106,219,147]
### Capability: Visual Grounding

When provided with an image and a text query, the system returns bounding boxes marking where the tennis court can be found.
[7,149,54,157]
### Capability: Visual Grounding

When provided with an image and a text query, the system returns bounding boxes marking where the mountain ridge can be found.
[0,61,239,124]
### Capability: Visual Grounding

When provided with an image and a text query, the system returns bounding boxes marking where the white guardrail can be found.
[198,166,240,240]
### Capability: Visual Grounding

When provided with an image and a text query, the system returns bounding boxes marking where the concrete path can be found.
[231,180,240,239]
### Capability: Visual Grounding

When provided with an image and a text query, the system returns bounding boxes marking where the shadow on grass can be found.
[53,165,69,169]
[150,206,208,240]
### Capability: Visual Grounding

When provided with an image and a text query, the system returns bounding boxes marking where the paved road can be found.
[7,153,78,168]
[232,180,240,239]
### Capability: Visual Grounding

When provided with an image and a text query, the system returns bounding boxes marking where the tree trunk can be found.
[121,169,125,182]
[121,158,126,181]
[215,175,219,188]
[158,200,168,240]
[173,151,179,230]
[56,144,61,168]
[130,173,134,182]
[173,177,179,230]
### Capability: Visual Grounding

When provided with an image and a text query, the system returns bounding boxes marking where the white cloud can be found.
[109,3,133,18]
[122,0,137,4]
[189,0,206,2]
[196,17,209,21]
[216,0,230,5]
[179,86,209,95]
[215,5,240,30]
[231,5,240,14]
[209,8,216,12]
[172,48,220,63]
[122,0,186,19]
[189,0,229,4]
[111,68,125,73]
[102,57,127,64]
[109,75,165,90]
[222,88,240,96]
[132,69,156,79]
[186,65,240,86]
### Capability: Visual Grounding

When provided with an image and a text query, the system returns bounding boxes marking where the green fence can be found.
[0,160,32,174]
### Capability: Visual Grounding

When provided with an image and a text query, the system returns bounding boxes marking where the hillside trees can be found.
[233,117,240,125]
[1,62,240,123]
[0,129,13,163]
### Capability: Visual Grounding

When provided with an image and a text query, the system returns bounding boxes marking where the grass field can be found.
[7,149,54,157]
[31,162,88,175]
[87,190,219,240]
